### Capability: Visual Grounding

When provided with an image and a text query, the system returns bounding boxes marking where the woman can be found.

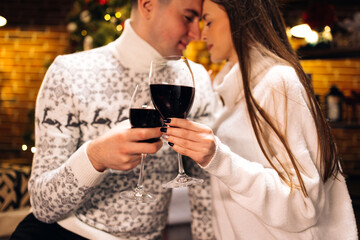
[161,0,358,239]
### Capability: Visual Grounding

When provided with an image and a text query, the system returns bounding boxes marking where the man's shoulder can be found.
[53,45,116,68]
[187,59,210,80]
[188,59,206,72]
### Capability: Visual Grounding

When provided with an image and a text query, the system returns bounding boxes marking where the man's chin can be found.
[164,50,183,57]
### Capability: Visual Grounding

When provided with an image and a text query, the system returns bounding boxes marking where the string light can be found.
[0,16,7,27]
[115,12,122,19]
[116,24,123,32]
[22,144,28,151]
[104,14,111,21]
[31,147,36,153]
[81,30,87,36]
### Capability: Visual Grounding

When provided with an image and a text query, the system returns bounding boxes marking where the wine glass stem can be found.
[137,153,146,189]
[177,153,185,176]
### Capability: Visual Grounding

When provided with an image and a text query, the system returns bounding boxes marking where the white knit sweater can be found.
[203,55,358,239]
[30,20,217,240]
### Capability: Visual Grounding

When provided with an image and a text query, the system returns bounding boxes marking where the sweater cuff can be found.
[201,136,222,173]
[66,141,107,187]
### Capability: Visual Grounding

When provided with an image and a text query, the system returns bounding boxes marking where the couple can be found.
[11,0,358,239]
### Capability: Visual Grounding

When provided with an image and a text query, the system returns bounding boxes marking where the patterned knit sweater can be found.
[29,20,217,240]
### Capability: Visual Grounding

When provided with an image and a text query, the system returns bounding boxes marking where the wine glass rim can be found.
[151,55,189,63]
[149,56,194,86]
[129,84,155,109]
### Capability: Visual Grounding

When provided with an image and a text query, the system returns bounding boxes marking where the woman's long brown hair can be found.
[211,0,342,196]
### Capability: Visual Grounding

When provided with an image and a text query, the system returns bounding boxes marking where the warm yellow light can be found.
[116,24,123,32]
[305,30,319,44]
[81,30,87,36]
[31,147,36,153]
[290,24,312,38]
[322,26,333,42]
[115,12,122,19]
[0,16,7,27]
[22,144,28,151]
[104,14,111,21]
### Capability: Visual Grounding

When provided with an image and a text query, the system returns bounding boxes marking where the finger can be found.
[165,118,211,133]
[166,134,203,152]
[164,126,198,142]
[108,154,141,171]
[164,125,214,147]
[168,142,204,165]
[168,139,215,167]
[124,139,163,155]
[167,130,215,156]
[128,127,163,142]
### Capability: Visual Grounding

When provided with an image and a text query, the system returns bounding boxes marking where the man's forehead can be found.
[171,0,203,15]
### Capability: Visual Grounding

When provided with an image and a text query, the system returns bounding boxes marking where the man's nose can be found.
[188,21,201,41]
[201,29,207,42]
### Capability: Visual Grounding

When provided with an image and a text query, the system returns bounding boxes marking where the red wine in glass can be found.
[149,84,195,119]
[149,56,203,188]
[130,108,162,143]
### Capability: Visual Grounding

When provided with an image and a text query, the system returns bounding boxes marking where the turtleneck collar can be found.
[212,62,241,109]
[212,49,278,108]
[108,19,163,73]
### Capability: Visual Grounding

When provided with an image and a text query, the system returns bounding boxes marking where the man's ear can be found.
[138,0,154,20]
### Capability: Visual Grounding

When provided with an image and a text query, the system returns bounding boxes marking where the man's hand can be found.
[87,120,163,172]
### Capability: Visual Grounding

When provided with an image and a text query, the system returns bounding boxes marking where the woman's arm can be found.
[163,67,327,232]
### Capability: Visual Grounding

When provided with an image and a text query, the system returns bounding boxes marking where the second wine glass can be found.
[119,84,163,202]
[149,56,204,188]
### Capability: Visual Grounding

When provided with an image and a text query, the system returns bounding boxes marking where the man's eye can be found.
[184,16,194,22]
[206,21,211,27]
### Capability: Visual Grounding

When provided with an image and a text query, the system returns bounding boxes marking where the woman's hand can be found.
[161,118,216,167]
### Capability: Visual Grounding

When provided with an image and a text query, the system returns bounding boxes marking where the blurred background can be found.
[0,0,359,238]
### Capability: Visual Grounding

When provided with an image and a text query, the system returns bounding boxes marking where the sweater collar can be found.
[213,62,241,109]
[213,49,276,108]
[109,19,163,73]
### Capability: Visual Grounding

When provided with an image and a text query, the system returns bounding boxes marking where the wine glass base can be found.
[162,174,204,188]
[120,189,156,203]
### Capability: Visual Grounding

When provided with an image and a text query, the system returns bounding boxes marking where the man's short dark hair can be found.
[131,0,171,8]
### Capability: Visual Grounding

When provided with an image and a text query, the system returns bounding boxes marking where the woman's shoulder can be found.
[255,64,308,107]
[261,64,303,93]
[267,64,298,84]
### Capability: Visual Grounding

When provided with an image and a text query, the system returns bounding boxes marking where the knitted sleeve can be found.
[29,55,105,223]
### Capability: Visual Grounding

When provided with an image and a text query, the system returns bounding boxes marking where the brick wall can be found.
[301,59,360,96]
[301,59,360,174]
[0,27,68,160]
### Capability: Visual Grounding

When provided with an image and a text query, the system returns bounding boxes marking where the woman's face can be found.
[201,0,237,63]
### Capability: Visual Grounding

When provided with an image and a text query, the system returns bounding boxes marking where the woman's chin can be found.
[210,56,225,64]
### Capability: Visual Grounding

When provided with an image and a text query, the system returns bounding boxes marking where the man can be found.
[10,0,217,239]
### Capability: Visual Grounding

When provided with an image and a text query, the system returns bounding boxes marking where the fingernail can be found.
[168,142,174,147]
[162,134,169,140]
[163,119,171,123]
[160,127,167,133]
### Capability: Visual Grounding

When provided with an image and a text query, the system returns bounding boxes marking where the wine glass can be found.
[119,84,163,202]
[149,55,204,188]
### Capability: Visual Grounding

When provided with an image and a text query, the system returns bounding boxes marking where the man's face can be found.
[148,0,202,56]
